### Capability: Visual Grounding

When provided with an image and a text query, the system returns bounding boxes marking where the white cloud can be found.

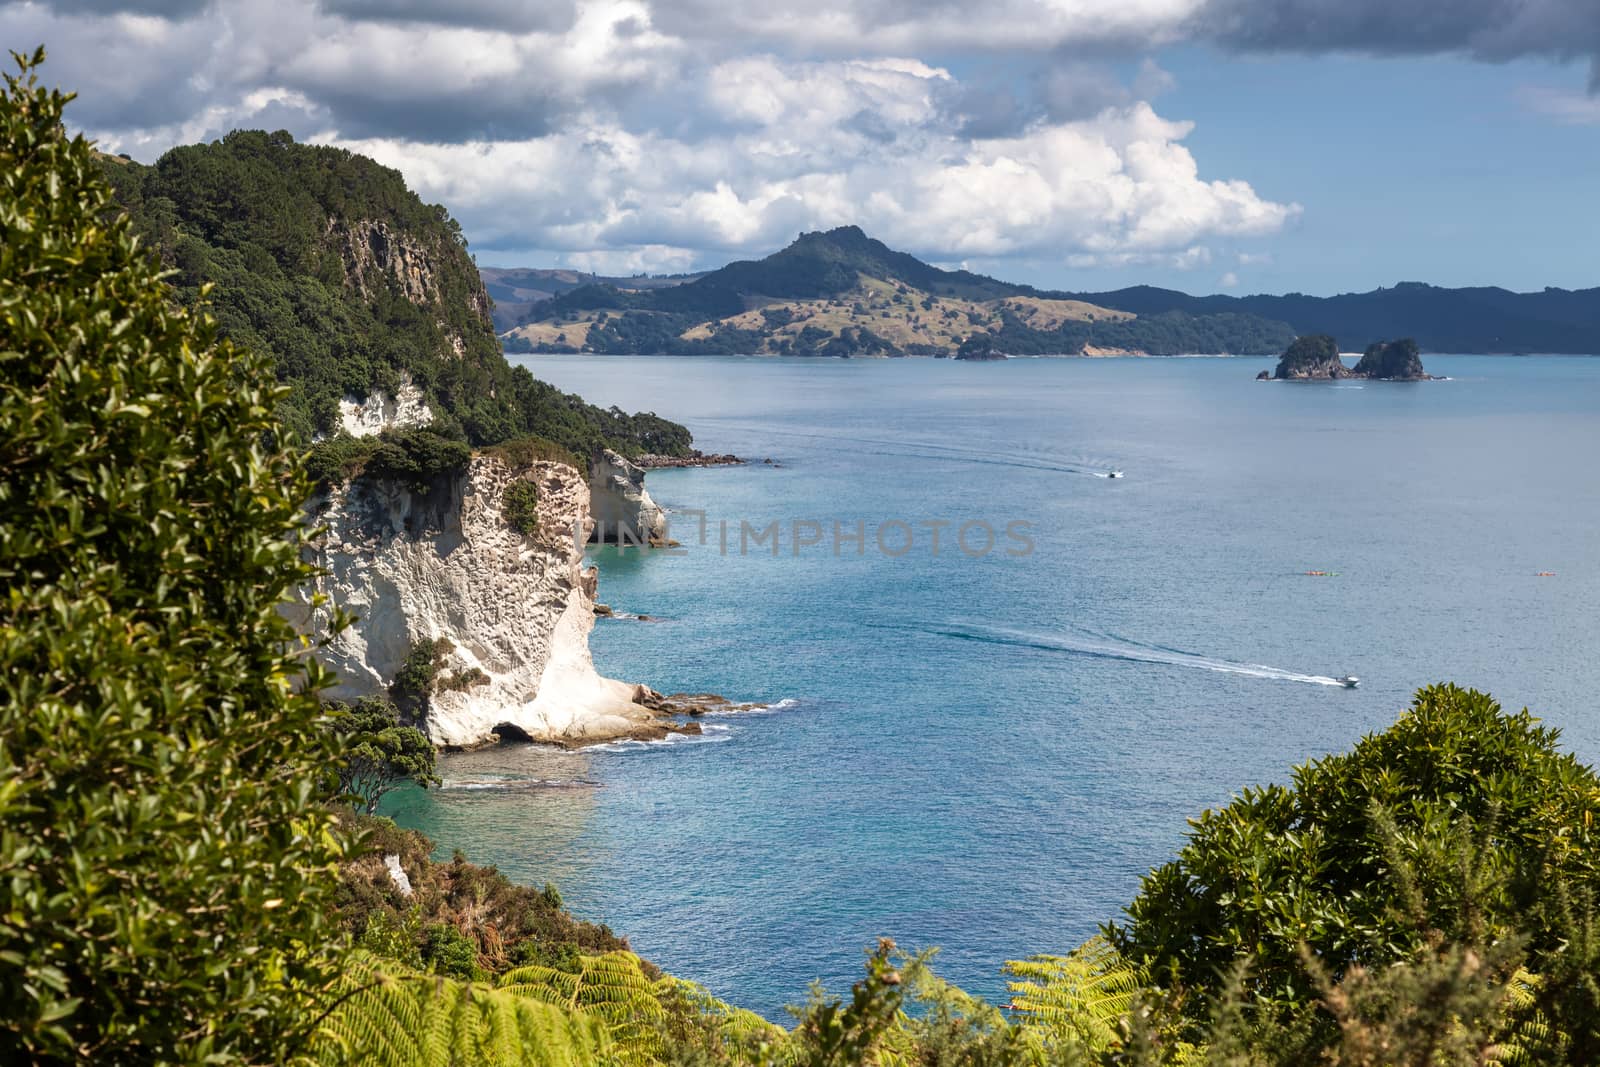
[1219,270,1239,287]
[9,0,1298,273]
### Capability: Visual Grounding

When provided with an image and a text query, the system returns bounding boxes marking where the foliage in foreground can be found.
[325,686,1600,1067]
[0,49,347,1062]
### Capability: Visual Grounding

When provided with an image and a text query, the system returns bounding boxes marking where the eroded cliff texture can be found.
[588,449,667,544]
[290,456,659,747]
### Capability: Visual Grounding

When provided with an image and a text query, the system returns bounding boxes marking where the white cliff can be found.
[588,449,666,544]
[338,375,434,438]
[291,455,663,748]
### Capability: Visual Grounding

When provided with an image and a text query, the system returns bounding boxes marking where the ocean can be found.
[385,354,1600,1017]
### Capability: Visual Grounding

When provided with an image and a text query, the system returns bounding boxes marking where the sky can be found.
[4,0,1598,296]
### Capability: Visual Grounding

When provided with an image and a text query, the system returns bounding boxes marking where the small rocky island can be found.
[1256,335,1433,380]
[956,331,1007,360]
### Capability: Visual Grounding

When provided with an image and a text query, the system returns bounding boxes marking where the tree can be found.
[330,698,440,814]
[1113,684,1600,1015]
[0,49,347,1062]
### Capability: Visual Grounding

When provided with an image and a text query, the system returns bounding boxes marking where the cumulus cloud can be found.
[332,60,1297,273]
[28,0,1596,274]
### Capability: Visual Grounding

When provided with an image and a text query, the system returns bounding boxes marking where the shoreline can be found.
[634,450,745,469]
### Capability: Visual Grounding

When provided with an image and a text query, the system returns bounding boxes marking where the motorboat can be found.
[1107,469,1124,479]
[1338,675,1360,689]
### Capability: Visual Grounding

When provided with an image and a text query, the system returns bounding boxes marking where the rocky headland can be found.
[289,452,681,749]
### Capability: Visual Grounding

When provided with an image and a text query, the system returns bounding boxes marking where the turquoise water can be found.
[386,354,1600,1017]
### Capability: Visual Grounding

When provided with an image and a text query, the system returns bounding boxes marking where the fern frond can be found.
[1003,935,1148,1055]
[313,952,609,1067]
[500,951,667,1065]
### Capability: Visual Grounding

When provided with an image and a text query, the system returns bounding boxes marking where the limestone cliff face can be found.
[291,456,659,748]
[588,449,667,544]
[338,374,435,437]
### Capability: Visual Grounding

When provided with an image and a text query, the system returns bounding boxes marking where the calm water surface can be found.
[386,354,1600,1016]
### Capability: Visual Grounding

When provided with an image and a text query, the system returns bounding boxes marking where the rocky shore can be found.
[539,691,773,749]
[633,451,744,469]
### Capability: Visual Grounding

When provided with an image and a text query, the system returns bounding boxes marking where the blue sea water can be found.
[385,354,1600,1018]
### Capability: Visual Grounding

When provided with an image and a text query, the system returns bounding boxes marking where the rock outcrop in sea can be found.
[1261,335,1431,381]
[1352,338,1431,380]
[288,455,674,748]
[588,449,667,545]
[1270,334,1348,379]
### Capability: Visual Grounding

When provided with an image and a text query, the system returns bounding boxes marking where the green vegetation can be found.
[329,698,440,814]
[97,127,692,462]
[392,636,455,717]
[0,50,346,1062]
[504,480,542,535]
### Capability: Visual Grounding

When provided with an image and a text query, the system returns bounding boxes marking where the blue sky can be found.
[1050,49,1600,295]
[5,0,1597,296]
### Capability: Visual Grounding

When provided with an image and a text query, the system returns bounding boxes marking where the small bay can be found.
[387,353,1600,1017]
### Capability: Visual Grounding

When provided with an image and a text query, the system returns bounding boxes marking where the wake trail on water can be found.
[895,620,1348,687]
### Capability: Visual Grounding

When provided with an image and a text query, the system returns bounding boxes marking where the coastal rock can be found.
[337,373,434,437]
[632,451,744,469]
[287,455,662,748]
[1352,338,1431,380]
[1272,334,1349,379]
[956,331,1006,361]
[588,449,667,545]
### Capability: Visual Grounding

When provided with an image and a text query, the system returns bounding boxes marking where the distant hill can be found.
[1062,282,1600,354]
[481,266,703,333]
[497,227,1296,357]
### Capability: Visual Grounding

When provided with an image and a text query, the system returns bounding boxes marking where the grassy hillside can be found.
[100,132,692,458]
[501,227,1297,357]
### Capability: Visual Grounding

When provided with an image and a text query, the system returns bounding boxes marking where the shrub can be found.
[503,480,541,535]
[1114,684,1600,1013]
[0,50,346,1062]
[390,636,452,716]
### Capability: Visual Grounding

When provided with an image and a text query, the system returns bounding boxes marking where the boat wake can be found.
[910,621,1350,688]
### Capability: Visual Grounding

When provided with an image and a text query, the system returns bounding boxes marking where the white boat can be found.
[1338,675,1360,689]
[1107,469,1124,479]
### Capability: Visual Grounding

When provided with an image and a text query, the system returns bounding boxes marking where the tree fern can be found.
[499,951,669,1065]
[1003,936,1147,1055]
[314,953,609,1067]
[655,974,795,1064]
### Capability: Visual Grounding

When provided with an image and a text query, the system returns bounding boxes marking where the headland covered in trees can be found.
[9,49,1600,1067]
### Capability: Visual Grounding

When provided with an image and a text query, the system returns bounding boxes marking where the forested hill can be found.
[1063,282,1600,354]
[501,226,1297,357]
[99,132,691,457]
